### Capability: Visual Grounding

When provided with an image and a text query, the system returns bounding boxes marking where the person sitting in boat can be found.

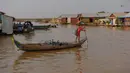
[75,25,86,42]
[17,22,23,32]
[51,39,55,45]
[28,21,33,27]
[23,22,28,28]
[50,39,57,45]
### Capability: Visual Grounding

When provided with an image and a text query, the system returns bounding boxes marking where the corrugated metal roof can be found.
[119,13,130,18]
[98,13,111,17]
[0,11,5,14]
[82,13,99,17]
[82,12,127,18]
[60,14,78,18]
[112,12,128,17]
[82,13,111,17]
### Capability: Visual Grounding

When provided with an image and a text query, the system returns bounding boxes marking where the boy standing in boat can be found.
[75,25,86,42]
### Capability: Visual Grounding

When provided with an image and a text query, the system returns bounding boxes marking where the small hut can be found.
[118,13,130,26]
[0,11,14,34]
[109,13,128,26]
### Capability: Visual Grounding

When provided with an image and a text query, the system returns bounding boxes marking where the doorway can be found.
[89,18,93,23]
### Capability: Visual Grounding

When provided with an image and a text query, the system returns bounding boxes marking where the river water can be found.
[0,25,130,73]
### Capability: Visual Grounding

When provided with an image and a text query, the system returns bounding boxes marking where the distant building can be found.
[50,18,60,24]
[80,13,99,24]
[97,13,111,25]
[118,12,130,26]
[109,12,128,25]
[59,14,81,25]
[80,13,111,25]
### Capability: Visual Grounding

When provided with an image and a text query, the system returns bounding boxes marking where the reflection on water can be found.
[13,48,87,73]
[14,32,36,41]
[23,32,35,41]
[0,36,19,73]
[108,27,130,31]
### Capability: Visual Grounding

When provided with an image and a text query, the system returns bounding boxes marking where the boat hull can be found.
[19,43,81,51]
[13,36,87,51]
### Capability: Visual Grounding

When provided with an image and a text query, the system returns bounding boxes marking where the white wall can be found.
[2,15,13,34]
[113,19,117,25]
[67,17,71,23]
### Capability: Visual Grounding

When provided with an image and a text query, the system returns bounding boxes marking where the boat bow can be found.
[12,36,22,49]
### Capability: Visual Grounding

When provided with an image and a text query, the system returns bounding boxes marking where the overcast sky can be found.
[0,0,129,18]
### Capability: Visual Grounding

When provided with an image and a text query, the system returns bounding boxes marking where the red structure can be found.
[71,18,79,25]
[59,14,81,24]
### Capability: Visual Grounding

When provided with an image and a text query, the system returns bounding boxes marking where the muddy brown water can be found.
[0,25,130,73]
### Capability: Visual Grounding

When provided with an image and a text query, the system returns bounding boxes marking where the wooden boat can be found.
[13,21,34,34]
[12,36,87,51]
[33,25,50,29]
[33,24,57,30]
